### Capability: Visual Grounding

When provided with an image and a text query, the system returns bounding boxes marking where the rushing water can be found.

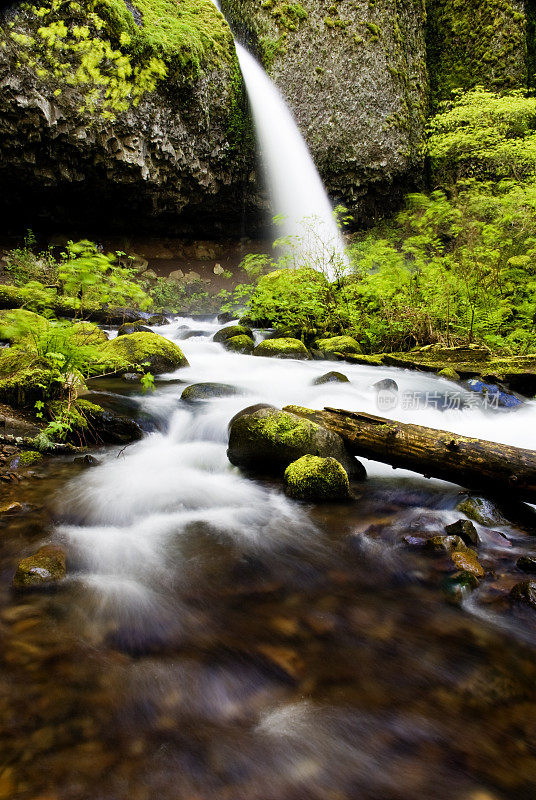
[233,42,348,279]
[2,317,536,799]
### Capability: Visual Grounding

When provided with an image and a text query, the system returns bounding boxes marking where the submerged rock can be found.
[284,455,350,501]
[443,570,480,602]
[213,325,254,344]
[181,382,241,402]
[314,336,362,359]
[227,406,362,476]
[445,519,480,547]
[105,332,188,374]
[464,378,522,409]
[253,338,310,360]
[0,501,23,514]
[517,555,536,575]
[510,580,536,609]
[13,545,66,589]
[313,371,350,385]
[224,335,255,354]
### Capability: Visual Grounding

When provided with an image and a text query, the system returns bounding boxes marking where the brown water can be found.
[1,317,536,800]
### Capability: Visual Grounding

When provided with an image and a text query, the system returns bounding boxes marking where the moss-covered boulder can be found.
[104,332,188,374]
[0,347,65,407]
[117,322,153,336]
[253,338,310,360]
[227,406,360,476]
[313,371,350,385]
[456,496,503,527]
[314,336,362,360]
[438,367,461,381]
[213,324,254,344]
[284,455,350,501]
[181,382,241,402]
[224,335,255,354]
[13,544,66,589]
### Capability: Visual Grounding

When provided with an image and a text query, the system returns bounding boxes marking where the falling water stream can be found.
[2,317,536,798]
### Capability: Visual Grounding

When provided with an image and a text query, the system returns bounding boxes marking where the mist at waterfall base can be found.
[235,42,348,279]
[3,316,535,798]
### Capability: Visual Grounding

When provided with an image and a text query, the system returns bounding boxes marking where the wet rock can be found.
[284,455,350,502]
[464,378,523,410]
[122,372,142,383]
[93,307,147,325]
[445,519,480,547]
[517,555,536,574]
[450,548,485,577]
[0,501,22,514]
[509,580,536,608]
[228,406,361,476]
[457,496,504,527]
[181,382,241,402]
[253,338,311,360]
[105,332,189,374]
[13,545,66,589]
[443,570,480,601]
[314,335,363,359]
[181,329,207,339]
[70,400,144,445]
[213,324,253,344]
[224,335,255,354]
[313,371,350,385]
[117,322,153,336]
[425,535,467,552]
[146,314,168,326]
[74,454,100,468]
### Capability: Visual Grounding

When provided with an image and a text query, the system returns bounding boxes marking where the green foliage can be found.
[428,88,536,183]
[4,230,57,285]
[58,240,151,313]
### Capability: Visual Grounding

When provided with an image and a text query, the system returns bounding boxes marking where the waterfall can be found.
[228,36,349,280]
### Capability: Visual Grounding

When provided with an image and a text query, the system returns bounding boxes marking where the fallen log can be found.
[283,405,536,503]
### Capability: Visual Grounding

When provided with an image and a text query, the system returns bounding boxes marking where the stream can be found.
[2,316,536,799]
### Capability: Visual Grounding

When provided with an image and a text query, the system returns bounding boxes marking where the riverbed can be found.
[1,316,536,799]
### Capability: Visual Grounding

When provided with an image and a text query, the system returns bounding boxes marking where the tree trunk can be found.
[283,406,536,503]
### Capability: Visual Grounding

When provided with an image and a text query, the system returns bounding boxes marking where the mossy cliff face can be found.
[220,0,428,221]
[426,0,528,106]
[0,0,259,236]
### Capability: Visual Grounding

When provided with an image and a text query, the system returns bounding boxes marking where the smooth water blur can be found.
[2,316,536,799]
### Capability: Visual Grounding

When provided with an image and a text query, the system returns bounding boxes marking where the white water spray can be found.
[235,42,349,280]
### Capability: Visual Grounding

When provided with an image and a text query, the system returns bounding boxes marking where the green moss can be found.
[426,0,527,106]
[245,410,317,450]
[0,346,63,407]
[223,335,255,353]
[17,450,43,466]
[213,324,254,343]
[3,0,237,119]
[314,335,363,358]
[104,331,188,374]
[13,544,66,588]
[0,309,50,343]
[438,367,461,381]
[284,454,350,501]
[253,337,310,359]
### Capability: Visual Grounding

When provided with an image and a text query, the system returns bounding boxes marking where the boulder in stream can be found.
[213,324,254,344]
[117,322,153,336]
[510,580,536,609]
[284,455,350,501]
[517,555,536,574]
[445,519,480,547]
[314,336,363,360]
[224,335,255,354]
[253,338,311,360]
[181,383,241,402]
[227,406,363,477]
[105,332,189,374]
[313,371,350,385]
[13,545,66,589]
